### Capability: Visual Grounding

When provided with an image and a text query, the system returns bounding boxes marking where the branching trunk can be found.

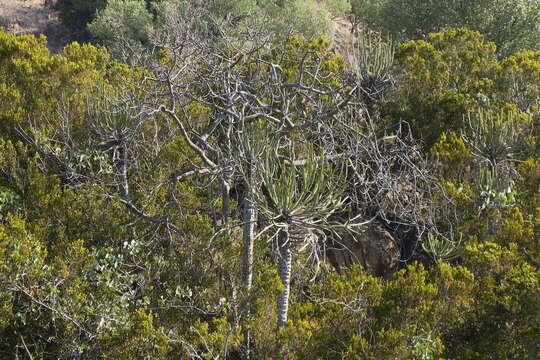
[277,226,292,329]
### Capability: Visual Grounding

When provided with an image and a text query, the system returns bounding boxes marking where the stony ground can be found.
[0,0,70,53]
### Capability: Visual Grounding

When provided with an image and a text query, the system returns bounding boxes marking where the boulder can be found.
[325,221,400,279]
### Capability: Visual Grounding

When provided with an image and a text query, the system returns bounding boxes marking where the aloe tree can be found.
[249,138,348,328]
[461,108,529,218]
[462,108,527,171]
[422,231,463,262]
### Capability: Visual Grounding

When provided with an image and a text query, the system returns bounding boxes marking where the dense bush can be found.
[385,27,539,149]
[88,0,153,61]
[71,0,349,60]
[349,0,540,56]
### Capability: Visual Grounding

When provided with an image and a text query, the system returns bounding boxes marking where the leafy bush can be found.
[207,0,335,40]
[58,0,361,65]
[387,28,498,146]
[352,0,540,56]
[88,0,153,61]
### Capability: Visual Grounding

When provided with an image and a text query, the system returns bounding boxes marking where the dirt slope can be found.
[0,0,70,53]
[331,17,355,63]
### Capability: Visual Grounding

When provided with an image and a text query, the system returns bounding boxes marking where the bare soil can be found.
[0,0,71,53]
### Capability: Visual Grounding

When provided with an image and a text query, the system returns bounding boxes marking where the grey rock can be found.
[325,222,400,279]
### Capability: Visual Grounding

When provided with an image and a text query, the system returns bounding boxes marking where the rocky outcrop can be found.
[325,221,401,279]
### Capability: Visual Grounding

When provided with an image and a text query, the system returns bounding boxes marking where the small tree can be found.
[461,108,530,214]
[88,0,153,62]
[348,0,380,34]
[249,139,349,328]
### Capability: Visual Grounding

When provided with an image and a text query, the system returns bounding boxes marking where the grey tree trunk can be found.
[116,144,129,202]
[243,197,256,289]
[277,226,292,328]
[242,195,257,358]
[221,179,231,224]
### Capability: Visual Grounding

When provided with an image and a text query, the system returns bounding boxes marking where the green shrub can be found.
[353,0,540,56]
[387,28,498,146]
[88,0,153,61]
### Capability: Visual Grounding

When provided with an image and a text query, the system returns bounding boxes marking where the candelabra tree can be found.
[247,137,350,329]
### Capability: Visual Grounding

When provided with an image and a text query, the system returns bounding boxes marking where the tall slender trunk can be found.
[116,143,129,202]
[277,226,292,329]
[242,194,257,358]
[243,197,256,290]
[242,154,256,357]
[221,179,231,224]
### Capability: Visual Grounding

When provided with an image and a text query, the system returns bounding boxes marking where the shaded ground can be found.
[0,0,71,53]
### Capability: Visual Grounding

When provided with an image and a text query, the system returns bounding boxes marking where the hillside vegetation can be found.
[0,1,538,359]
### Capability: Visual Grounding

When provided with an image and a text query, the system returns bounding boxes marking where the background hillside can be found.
[0,0,69,52]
